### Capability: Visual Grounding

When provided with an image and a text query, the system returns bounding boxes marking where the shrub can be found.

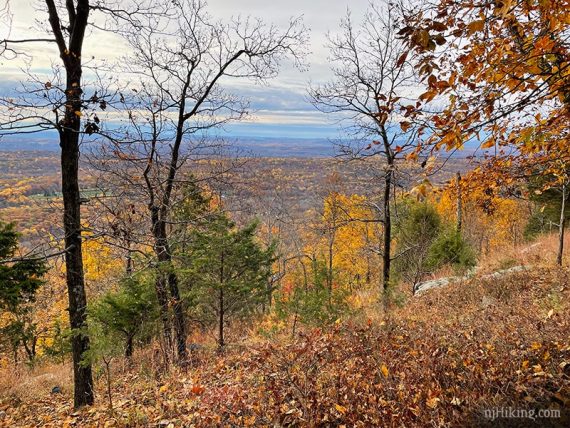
[427,229,476,272]
[89,273,159,359]
[275,259,351,331]
[393,200,442,286]
[179,215,275,348]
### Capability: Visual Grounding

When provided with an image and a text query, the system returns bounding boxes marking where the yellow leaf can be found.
[244,415,257,426]
[426,397,440,409]
[159,384,169,393]
[415,29,430,48]
[74,111,82,117]
[335,403,347,414]
[381,364,389,378]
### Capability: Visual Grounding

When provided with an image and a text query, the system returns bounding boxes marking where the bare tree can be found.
[94,0,307,365]
[0,0,167,408]
[309,2,425,297]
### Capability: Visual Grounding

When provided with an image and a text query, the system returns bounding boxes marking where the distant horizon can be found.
[0,133,481,159]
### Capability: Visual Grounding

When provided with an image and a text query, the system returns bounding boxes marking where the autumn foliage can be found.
[1,0,570,425]
[1,260,569,426]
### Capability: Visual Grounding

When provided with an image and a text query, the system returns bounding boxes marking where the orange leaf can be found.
[191,385,205,395]
[467,20,485,35]
[396,51,408,67]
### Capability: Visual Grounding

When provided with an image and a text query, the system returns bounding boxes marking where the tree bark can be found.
[125,333,134,359]
[45,0,94,408]
[218,287,225,349]
[456,172,463,232]
[328,235,334,294]
[382,165,393,292]
[557,182,566,266]
[151,213,187,364]
[218,250,225,349]
[167,270,187,363]
[102,357,113,410]
[125,237,133,275]
[150,206,173,352]
[61,110,94,408]
[145,75,192,365]
[23,338,35,363]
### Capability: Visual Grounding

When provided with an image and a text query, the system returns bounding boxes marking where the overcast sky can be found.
[1,0,372,139]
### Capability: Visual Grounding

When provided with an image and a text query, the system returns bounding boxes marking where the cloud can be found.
[1,0,372,138]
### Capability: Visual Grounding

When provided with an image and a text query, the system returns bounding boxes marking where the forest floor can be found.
[1,241,570,427]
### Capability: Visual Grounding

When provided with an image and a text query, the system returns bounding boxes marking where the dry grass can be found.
[0,362,73,404]
[1,234,570,426]
[478,231,570,273]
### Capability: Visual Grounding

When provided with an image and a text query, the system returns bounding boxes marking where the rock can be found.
[414,276,456,294]
[0,410,6,420]
[481,295,495,309]
[51,386,62,394]
[481,265,526,280]
[415,266,526,296]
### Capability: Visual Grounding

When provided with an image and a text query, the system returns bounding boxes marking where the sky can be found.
[0,0,372,140]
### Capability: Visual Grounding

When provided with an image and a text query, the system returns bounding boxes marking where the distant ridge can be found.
[0,135,336,157]
[0,135,479,158]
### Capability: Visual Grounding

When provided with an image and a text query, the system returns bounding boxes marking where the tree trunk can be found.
[23,340,34,363]
[382,166,392,292]
[218,287,225,349]
[557,182,566,266]
[102,357,113,410]
[44,0,94,408]
[456,172,463,232]
[150,207,173,356]
[328,236,334,294]
[365,225,371,284]
[61,125,94,408]
[22,335,37,363]
[125,333,134,359]
[151,214,187,364]
[218,250,225,349]
[125,237,133,275]
[167,270,187,363]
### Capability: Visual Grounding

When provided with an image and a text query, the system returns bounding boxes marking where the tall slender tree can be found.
[0,0,163,408]
[309,2,426,297]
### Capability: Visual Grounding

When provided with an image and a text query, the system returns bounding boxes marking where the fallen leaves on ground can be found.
[1,267,569,426]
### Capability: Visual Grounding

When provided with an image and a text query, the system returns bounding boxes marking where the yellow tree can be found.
[316,193,380,291]
[434,173,528,254]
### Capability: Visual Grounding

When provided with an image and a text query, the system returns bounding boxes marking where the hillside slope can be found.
[1,265,569,427]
